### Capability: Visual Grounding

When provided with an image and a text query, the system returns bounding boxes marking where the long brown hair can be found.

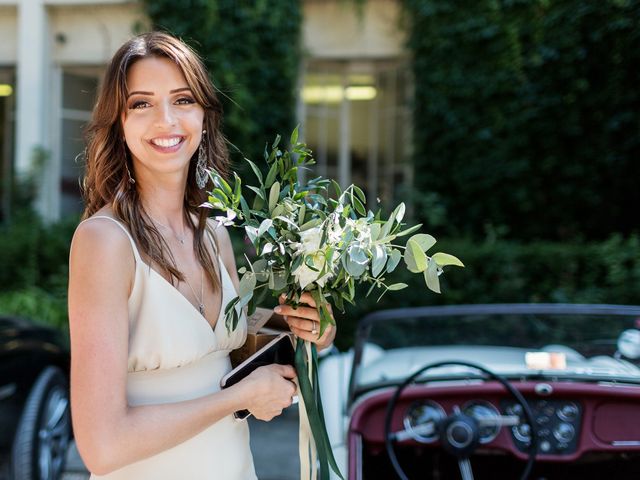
[82,31,229,290]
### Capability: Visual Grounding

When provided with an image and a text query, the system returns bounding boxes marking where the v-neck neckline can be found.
[139,257,226,333]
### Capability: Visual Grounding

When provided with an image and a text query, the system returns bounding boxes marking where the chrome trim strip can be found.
[612,440,640,446]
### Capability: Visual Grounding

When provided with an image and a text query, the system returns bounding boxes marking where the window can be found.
[300,60,412,209]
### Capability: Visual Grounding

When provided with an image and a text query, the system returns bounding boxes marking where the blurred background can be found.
[0,0,639,478]
[2,0,639,346]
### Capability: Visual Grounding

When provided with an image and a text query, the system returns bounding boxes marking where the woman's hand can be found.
[275,292,337,351]
[240,364,297,421]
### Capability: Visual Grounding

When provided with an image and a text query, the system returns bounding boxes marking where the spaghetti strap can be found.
[81,215,142,262]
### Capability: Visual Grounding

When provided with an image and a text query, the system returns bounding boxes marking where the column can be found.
[15,0,48,216]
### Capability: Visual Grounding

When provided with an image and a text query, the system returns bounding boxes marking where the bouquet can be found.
[202,127,463,479]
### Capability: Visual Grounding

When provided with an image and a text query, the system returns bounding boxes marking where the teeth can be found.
[151,137,181,148]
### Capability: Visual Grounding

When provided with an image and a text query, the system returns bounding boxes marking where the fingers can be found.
[289,321,335,346]
[271,363,297,380]
[279,292,317,308]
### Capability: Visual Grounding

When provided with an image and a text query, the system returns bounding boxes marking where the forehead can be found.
[126,56,189,93]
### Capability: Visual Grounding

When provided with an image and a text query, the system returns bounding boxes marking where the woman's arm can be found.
[68,220,295,475]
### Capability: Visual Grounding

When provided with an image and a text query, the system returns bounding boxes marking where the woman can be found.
[68,31,335,479]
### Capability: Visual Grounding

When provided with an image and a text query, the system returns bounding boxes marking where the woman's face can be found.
[122,56,205,181]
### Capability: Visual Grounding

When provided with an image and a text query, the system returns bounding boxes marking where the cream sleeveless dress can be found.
[85,216,257,480]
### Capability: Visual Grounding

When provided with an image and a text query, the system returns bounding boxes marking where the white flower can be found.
[298,226,323,254]
[292,252,333,290]
[213,209,237,226]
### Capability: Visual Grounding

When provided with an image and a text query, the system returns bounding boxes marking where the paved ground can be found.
[0,404,299,480]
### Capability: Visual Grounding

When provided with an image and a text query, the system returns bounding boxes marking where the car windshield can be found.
[352,305,640,391]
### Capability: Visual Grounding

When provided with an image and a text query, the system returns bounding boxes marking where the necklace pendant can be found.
[178,237,185,245]
[198,303,205,315]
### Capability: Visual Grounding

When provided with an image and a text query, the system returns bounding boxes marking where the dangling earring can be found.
[196,129,208,189]
[125,162,135,185]
[123,138,135,185]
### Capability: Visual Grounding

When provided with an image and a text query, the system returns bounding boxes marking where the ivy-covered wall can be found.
[143,0,301,168]
[404,0,640,241]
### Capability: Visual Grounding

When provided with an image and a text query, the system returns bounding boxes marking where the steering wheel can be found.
[384,361,537,480]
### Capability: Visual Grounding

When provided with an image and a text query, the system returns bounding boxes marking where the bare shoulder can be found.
[71,213,133,265]
[70,212,136,294]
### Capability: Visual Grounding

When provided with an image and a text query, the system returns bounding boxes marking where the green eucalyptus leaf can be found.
[370,223,381,241]
[290,125,299,146]
[352,185,366,204]
[271,270,288,291]
[269,181,280,213]
[408,233,437,253]
[265,160,278,187]
[432,252,465,267]
[246,158,263,185]
[386,249,402,273]
[245,226,259,245]
[237,293,253,309]
[247,185,265,200]
[272,133,281,150]
[274,216,299,230]
[272,204,285,218]
[396,223,422,237]
[343,254,367,277]
[238,272,256,299]
[258,218,273,237]
[211,188,229,204]
[351,195,366,216]
[404,239,427,273]
[298,203,306,226]
[331,179,342,197]
[424,258,441,293]
[232,172,242,203]
[393,203,406,224]
[300,218,322,231]
[371,245,387,277]
[213,175,233,198]
[252,195,265,211]
[252,259,270,282]
[240,197,251,221]
[387,283,408,291]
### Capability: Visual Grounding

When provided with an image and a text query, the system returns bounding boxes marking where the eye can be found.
[176,96,196,105]
[129,100,150,110]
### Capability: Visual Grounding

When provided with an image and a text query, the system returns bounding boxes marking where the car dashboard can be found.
[347,381,640,479]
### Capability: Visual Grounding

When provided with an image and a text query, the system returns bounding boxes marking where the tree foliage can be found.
[143,0,302,168]
[404,0,640,240]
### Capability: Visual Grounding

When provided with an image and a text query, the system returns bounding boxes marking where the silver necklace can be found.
[148,214,187,245]
[183,267,205,316]
[146,213,204,315]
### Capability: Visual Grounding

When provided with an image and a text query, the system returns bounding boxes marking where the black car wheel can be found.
[11,366,71,480]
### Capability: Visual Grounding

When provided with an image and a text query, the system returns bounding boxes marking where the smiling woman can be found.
[66,31,332,480]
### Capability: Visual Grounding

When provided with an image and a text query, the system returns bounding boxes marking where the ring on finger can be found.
[311,321,318,335]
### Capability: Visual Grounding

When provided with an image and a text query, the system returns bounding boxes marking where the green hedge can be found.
[0,212,77,331]
[404,0,640,241]
[3,215,639,350]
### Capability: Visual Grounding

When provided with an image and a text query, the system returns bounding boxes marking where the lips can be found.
[148,135,185,152]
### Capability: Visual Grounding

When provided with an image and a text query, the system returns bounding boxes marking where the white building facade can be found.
[0,0,410,222]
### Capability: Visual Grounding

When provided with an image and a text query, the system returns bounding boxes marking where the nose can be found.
[154,100,176,128]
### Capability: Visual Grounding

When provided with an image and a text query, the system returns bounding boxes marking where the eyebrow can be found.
[127,87,192,98]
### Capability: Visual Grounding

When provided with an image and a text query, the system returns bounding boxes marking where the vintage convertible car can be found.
[0,315,71,480]
[319,304,640,479]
